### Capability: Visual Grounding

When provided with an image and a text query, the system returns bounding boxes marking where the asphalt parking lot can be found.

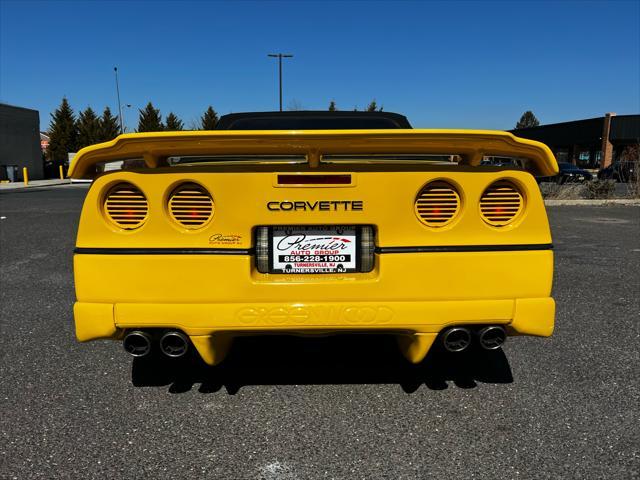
[1,185,638,480]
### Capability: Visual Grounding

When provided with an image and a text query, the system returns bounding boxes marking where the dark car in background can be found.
[538,162,592,184]
[597,161,637,182]
[480,157,524,168]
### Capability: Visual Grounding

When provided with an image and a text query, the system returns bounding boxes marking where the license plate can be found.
[270,225,358,274]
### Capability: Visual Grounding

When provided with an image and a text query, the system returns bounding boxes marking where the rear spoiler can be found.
[68,129,558,179]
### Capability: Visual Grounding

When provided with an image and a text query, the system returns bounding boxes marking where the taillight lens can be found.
[415,181,461,227]
[255,227,269,273]
[359,226,375,272]
[103,182,148,230]
[168,183,214,229]
[480,180,524,227]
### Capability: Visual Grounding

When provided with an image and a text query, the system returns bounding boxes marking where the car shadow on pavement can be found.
[131,334,513,394]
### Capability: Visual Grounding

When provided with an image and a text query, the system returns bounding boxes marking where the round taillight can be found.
[415,181,461,227]
[168,183,214,229]
[480,180,524,227]
[103,182,148,230]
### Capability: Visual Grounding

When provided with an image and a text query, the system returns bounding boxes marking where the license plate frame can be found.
[268,225,361,274]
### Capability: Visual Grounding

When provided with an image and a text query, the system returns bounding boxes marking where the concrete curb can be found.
[545,199,640,206]
[0,179,73,191]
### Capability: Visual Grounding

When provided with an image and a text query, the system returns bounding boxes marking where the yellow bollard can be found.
[23,167,29,186]
[59,165,65,180]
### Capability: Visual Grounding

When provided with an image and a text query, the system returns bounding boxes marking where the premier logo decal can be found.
[208,233,242,246]
[267,200,364,211]
[276,234,351,252]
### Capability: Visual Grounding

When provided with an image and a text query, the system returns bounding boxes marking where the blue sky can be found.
[1,0,638,131]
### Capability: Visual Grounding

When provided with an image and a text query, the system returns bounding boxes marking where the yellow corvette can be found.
[69,112,557,367]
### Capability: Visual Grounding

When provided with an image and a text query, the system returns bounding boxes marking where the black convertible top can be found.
[216,111,412,130]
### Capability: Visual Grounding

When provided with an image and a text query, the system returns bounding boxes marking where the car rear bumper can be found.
[74,250,554,364]
[74,296,554,365]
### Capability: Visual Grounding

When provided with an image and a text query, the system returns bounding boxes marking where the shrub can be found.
[584,180,616,199]
[539,183,585,199]
[620,145,639,198]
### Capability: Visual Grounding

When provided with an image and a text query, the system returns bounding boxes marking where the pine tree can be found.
[366,100,383,112]
[99,106,120,142]
[515,111,540,129]
[328,100,337,111]
[137,102,164,132]
[47,97,78,163]
[200,106,218,130]
[165,112,184,131]
[76,107,102,149]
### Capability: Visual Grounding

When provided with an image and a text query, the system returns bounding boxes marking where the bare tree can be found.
[286,99,304,111]
[621,144,640,197]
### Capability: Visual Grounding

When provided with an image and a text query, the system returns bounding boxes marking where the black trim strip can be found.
[74,247,254,255]
[376,243,553,254]
[74,243,553,255]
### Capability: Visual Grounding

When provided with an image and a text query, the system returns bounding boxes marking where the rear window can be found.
[220,117,406,130]
[216,111,412,130]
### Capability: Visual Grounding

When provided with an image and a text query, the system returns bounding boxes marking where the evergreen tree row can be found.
[47,98,220,163]
[135,102,218,132]
[48,99,121,163]
[48,95,391,164]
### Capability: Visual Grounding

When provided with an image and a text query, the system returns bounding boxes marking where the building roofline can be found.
[0,102,39,113]
[513,116,603,132]
[513,113,640,132]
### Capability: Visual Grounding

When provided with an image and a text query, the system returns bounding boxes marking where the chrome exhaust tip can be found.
[159,331,189,358]
[442,327,472,352]
[478,326,507,350]
[123,330,152,357]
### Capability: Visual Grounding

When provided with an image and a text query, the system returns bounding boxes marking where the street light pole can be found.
[114,66,124,134]
[268,53,293,111]
[121,104,132,133]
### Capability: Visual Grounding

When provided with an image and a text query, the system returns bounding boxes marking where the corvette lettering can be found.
[267,200,364,211]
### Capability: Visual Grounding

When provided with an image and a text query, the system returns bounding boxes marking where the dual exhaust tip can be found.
[441,325,506,352]
[122,330,189,358]
[124,326,504,357]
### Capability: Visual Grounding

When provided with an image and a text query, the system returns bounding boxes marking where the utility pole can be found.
[114,66,124,134]
[267,53,293,111]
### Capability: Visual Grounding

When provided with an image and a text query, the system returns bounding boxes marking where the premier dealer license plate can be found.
[270,226,358,274]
